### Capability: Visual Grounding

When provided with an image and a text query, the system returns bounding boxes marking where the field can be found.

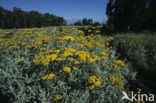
[0,26,155,103]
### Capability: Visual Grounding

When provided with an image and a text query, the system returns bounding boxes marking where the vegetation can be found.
[0,0,156,102]
[0,6,66,29]
[111,33,156,94]
[73,18,101,26]
[105,0,156,32]
[0,27,136,103]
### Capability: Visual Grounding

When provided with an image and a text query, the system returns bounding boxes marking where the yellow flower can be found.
[16,59,23,63]
[88,58,95,63]
[74,61,80,65]
[35,40,42,46]
[119,74,124,79]
[63,67,71,73]
[42,75,49,80]
[101,51,108,56]
[87,76,101,90]
[88,85,95,90]
[96,30,100,33]
[114,60,125,67]
[42,73,55,80]
[63,36,75,42]
[42,35,51,44]
[13,52,18,55]
[73,66,78,70]
[47,73,55,79]
[72,28,76,30]
[108,74,116,85]
[110,46,113,49]
[26,53,34,56]
[88,30,92,32]
[108,73,124,89]
[4,32,10,35]
[103,82,107,86]
[34,55,42,64]
[56,57,63,61]
[94,81,101,87]
[106,42,109,46]
[75,51,90,63]
[48,54,57,61]
[54,95,62,101]
[101,56,107,60]
[108,37,113,41]
[68,57,74,62]
[40,48,46,51]
[27,44,37,49]
[137,88,142,92]
[77,30,84,35]
[117,78,124,89]
[41,56,50,66]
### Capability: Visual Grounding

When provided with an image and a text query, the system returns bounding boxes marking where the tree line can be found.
[105,0,156,32]
[73,18,101,26]
[0,6,66,28]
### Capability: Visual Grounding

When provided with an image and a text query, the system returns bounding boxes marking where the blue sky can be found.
[0,0,108,24]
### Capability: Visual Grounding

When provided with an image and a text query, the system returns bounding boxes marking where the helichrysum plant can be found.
[0,27,136,103]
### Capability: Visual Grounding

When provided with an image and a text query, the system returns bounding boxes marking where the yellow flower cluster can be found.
[87,76,101,90]
[74,61,80,65]
[88,30,92,32]
[62,36,75,42]
[73,66,78,70]
[41,35,51,44]
[63,67,71,73]
[100,51,109,60]
[77,30,84,35]
[96,30,100,33]
[108,73,124,89]
[107,37,113,41]
[34,53,58,66]
[27,44,37,49]
[137,88,142,92]
[96,42,105,48]
[110,60,125,71]
[13,52,18,55]
[16,59,23,63]
[60,48,76,58]
[80,42,94,48]
[114,60,125,67]
[75,51,90,63]
[42,73,55,80]
[54,95,62,101]
[88,55,101,63]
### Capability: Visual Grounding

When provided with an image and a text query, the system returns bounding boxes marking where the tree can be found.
[93,22,101,26]
[82,18,88,25]
[87,19,93,25]
[74,20,81,25]
[0,6,66,28]
[106,0,156,32]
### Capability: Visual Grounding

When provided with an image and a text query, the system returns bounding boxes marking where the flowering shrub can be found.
[0,27,136,103]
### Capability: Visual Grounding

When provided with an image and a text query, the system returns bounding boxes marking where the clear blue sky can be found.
[0,0,108,24]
